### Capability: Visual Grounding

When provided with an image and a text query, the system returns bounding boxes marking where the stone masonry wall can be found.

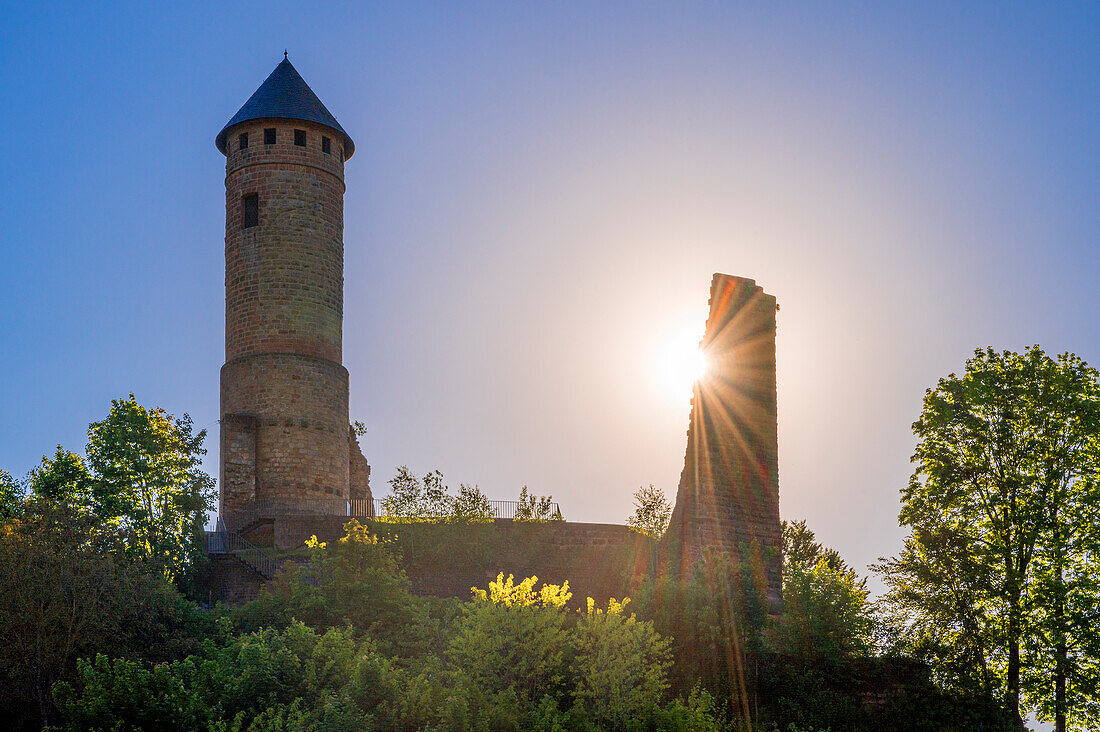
[664,274,782,605]
[220,118,352,517]
[198,555,265,605]
[266,517,654,607]
[348,431,371,501]
[221,354,350,504]
[220,414,258,521]
[223,121,346,364]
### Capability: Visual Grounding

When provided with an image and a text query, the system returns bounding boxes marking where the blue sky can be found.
[2,1,1099,592]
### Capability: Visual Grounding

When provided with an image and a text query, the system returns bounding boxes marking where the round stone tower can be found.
[216,55,366,526]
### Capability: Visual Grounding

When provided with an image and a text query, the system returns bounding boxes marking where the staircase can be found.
[205,517,282,580]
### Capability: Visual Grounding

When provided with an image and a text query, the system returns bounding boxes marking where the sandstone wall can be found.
[219,118,352,518]
[267,517,654,607]
[664,274,782,605]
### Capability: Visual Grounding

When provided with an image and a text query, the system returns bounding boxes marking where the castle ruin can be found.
[664,275,782,605]
[210,57,780,605]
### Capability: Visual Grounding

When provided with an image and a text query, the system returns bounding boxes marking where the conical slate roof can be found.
[216,56,354,158]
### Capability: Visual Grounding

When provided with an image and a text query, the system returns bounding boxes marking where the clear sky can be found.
[3,2,1099,586]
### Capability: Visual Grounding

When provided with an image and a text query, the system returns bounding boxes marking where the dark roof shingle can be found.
[215,57,355,158]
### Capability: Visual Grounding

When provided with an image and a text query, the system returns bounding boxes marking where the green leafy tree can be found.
[873,523,1002,698]
[0,469,23,519]
[626,484,672,538]
[381,466,455,519]
[0,500,203,730]
[449,572,574,712]
[514,485,562,522]
[571,597,673,727]
[1023,476,1100,731]
[27,445,94,511]
[85,395,215,582]
[452,483,495,522]
[53,623,369,732]
[784,519,846,573]
[776,556,874,664]
[876,346,1100,730]
[233,521,428,656]
[773,520,874,664]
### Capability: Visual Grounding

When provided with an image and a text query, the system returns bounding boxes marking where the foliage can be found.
[381,466,495,522]
[0,468,23,519]
[449,573,574,715]
[783,519,846,574]
[777,559,873,664]
[776,520,874,663]
[53,624,370,732]
[635,550,769,726]
[27,444,95,511]
[626,484,672,538]
[86,395,216,583]
[453,482,495,522]
[232,520,429,656]
[514,485,563,522]
[0,500,208,730]
[571,597,673,727]
[52,552,706,731]
[874,346,1100,729]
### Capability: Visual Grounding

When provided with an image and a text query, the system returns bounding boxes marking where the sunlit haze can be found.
[653,320,709,405]
[2,2,1100,615]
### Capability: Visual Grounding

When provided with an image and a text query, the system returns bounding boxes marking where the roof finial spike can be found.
[284,49,288,60]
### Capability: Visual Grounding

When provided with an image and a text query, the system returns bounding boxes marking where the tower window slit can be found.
[294,129,306,146]
[242,194,259,228]
[264,128,276,145]
[238,132,248,150]
[321,136,330,154]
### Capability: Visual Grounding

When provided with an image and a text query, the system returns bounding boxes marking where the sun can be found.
[654,324,709,402]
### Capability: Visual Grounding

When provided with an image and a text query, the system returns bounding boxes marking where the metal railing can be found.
[205,496,564,580]
[225,497,560,524]
[205,516,282,580]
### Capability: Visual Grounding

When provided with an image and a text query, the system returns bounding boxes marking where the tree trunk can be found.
[1008,610,1023,729]
[1055,525,1066,732]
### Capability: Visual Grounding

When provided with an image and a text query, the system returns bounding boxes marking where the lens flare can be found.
[655,324,708,402]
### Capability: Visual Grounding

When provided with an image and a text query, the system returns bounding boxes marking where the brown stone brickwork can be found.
[348,430,372,501]
[220,414,258,520]
[219,114,363,524]
[664,274,782,605]
[261,517,653,607]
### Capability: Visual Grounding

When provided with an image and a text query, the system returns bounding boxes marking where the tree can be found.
[380,467,494,521]
[85,395,216,583]
[571,597,673,727]
[452,483,495,522]
[876,346,1100,730]
[0,500,201,730]
[0,469,22,519]
[777,520,874,663]
[381,466,453,519]
[26,445,94,511]
[1024,473,1100,730]
[514,485,562,521]
[627,484,672,538]
[784,519,846,573]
